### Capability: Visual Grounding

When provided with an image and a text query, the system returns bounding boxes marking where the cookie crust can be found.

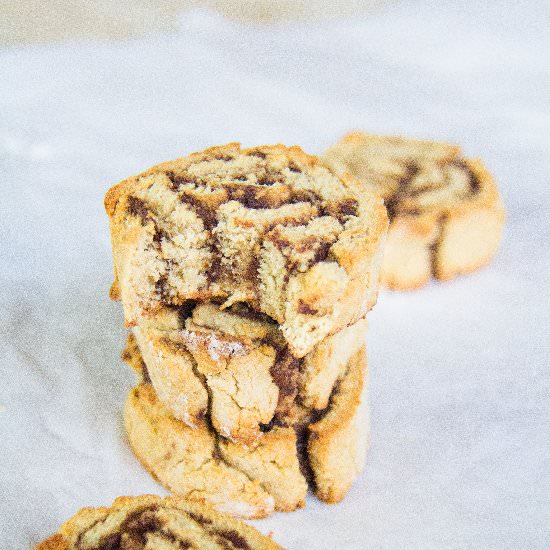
[323,132,505,290]
[124,384,275,519]
[308,347,369,503]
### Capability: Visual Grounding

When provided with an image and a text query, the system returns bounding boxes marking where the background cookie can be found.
[323,132,505,290]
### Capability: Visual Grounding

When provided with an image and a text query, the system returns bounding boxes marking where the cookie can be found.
[124,384,275,519]
[123,343,369,514]
[124,301,368,445]
[323,132,505,290]
[37,494,282,550]
[105,143,387,357]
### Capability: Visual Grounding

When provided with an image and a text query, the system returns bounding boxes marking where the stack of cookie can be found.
[105,143,388,518]
[323,132,505,290]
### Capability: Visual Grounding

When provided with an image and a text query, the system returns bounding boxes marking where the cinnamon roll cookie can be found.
[123,341,369,514]
[37,495,282,550]
[308,346,369,503]
[105,143,387,357]
[323,132,505,290]
[127,301,368,446]
[124,384,276,518]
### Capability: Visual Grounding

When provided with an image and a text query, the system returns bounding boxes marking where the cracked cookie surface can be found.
[123,343,369,515]
[105,143,387,356]
[37,494,282,550]
[125,302,367,446]
[323,132,505,289]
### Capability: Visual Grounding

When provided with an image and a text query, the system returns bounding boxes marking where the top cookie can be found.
[323,133,505,289]
[105,143,387,357]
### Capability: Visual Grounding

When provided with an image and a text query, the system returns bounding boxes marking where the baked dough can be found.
[323,132,505,289]
[123,345,369,515]
[37,494,282,549]
[125,302,367,446]
[105,143,387,355]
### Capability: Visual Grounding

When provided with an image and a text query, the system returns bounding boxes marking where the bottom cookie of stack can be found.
[123,343,369,519]
[37,494,282,550]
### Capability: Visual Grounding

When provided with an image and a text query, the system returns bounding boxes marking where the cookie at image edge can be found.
[37,494,282,550]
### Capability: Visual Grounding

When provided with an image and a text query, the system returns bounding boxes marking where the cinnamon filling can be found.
[384,159,480,220]
[88,508,162,550]
[126,197,149,226]
[79,506,253,550]
[454,159,481,194]
[216,530,251,550]
[270,349,303,423]
[294,424,315,488]
[179,193,218,230]
[384,161,419,219]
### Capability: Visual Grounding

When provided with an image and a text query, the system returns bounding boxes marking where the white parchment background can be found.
[1,1,549,548]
